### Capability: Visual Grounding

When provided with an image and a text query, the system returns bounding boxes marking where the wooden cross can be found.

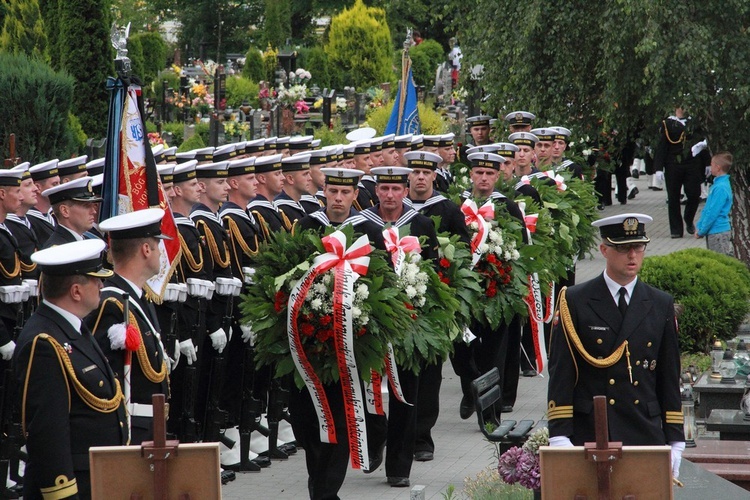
[583,395,623,500]
[3,134,21,167]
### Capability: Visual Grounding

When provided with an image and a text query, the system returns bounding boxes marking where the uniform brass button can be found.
[634,381,639,387]
[634,400,639,404]
[636,360,641,366]
[597,338,603,345]
[120,422,124,427]
[647,342,652,347]
[98,381,103,387]
[609,379,615,385]
[609,399,615,405]
[155,351,159,357]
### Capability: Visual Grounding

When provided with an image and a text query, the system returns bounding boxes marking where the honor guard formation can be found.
[0,111,691,499]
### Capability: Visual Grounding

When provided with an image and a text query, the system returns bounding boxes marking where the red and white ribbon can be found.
[383,227,421,275]
[287,231,372,469]
[524,275,547,374]
[461,199,494,267]
[544,170,568,191]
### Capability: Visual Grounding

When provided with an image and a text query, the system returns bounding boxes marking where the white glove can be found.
[209,328,227,353]
[549,436,574,447]
[655,171,665,183]
[0,341,15,361]
[171,339,180,369]
[240,323,254,343]
[705,166,711,177]
[670,441,685,479]
[691,139,707,157]
[179,339,198,365]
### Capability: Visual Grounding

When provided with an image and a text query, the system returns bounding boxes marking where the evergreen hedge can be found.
[0,0,47,60]
[242,47,264,82]
[131,31,167,86]
[0,52,77,162]
[409,39,444,89]
[640,248,750,354]
[225,76,259,108]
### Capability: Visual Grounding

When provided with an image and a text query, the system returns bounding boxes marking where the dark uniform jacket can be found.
[85,274,169,443]
[295,208,387,252]
[42,224,80,249]
[360,204,439,261]
[0,225,23,346]
[360,176,379,204]
[173,212,211,343]
[434,169,452,193]
[274,192,308,232]
[406,192,470,245]
[547,275,684,446]
[300,194,325,215]
[460,189,529,244]
[354,182,375,212]
[26,208,55,248]
[16,302,127,499]
[5,214,40,279]
[248,194,285,241]
[554,159,584,180]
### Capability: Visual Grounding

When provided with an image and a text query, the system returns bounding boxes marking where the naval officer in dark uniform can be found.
[547,213,686,479]
[41,177,101,248]
[16,239,127,499]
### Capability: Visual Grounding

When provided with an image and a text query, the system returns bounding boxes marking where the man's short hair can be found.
[109,237,154,263]
[42,274,89,300]
[713,152,733,173]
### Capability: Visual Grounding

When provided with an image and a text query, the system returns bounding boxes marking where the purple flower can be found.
[517,450,541,491]
[498,446,524,484]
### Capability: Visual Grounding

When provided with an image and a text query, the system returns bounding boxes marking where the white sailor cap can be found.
[244,139,265,154]
[213,144,237,162]
[403,151,441,170]
[380,134,396,148]
[321,167,363,186]
[43,176,101,204]
[308,148,330,165]
[282,153,311,172]
[227,156,256,176]
[31,239,112,278]
[157,164,175,184]
[192,147,215,163]
[195,161,229,178]
[10,162,30,180]
[289,135,314,150]
[592,213,652,245]
[509,132,539,147]
[394,134,413,148]
[551,126,572,140]
[504,111,536,125]
[86,157,105,176]
[410,135,424,150]
[529,128,555,141]
[466,115,493,128]
[493,142,520,158]
[172,160,198,183]
[264,137,278,151]
[99,208,169,240]
[346,127,377,142]
[29,159,60,181]
[466,144,502,155]
[162,146,177,163]
[152,144,166,163]
[468,152,505,170]
[90,173,104,195]
[371,166,412,184]
[0,168,24,186]
[175,150,197,164]
[254,154,283,173]
[57,155,88,177]
[311,139,321,149]
[276,136,291,149]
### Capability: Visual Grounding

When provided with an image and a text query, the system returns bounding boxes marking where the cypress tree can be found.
[0,0,48,60]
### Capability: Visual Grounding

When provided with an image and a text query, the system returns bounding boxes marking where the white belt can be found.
[129,403,153,418]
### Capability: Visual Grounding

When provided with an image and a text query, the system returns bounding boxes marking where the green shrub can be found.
[68,113,86,152]
[325,0,393,90]
[127,36,146,84]
[365,101,447,135]
[0,0,47,60]
[146,121,185,146]
[640,248,750,354]
[409,39,444,89]
[152,69,180,101]
[131,31,167,86]
[313,117,348,146]
[225,76,259,108]
[298,46,331,89]
[0,52,77,162]
[177,131,206,152]
[242,47,264,82]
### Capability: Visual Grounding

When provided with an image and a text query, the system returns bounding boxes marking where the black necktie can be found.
[618,287,628,317]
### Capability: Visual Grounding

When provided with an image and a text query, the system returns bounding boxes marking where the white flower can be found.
[313,282,327,295]
[469,221,479,230]
[310,298,323,311]
[360,314,369,326]
[416,283,427,295]
[404,266,418,283]
[512,249,520,260]
[356,283,369,300]
[405,285,418,299]
[415,296,426,308]
[504,251,512,261]
[479,243,489,253]
[352,306,362,319]
[322,273,332,285]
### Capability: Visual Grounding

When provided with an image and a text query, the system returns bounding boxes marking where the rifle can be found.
[265,377,290,460]
[236,336,262,471]
[179,306,201,443]
[202,291,235,450]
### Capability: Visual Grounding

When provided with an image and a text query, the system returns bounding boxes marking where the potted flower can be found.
[498,427,549,499]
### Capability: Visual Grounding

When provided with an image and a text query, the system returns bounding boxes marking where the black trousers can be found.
[414,361,442,453]
[665,162,702,236]
[502,315,523,407]
[594,171,612,206]
[451,322,508,405]
[385,365,419,478]
[289,382,350,500]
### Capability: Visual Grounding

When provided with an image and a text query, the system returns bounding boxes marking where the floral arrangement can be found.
[240,225,413,386]
[447,163,471,197]
[335,97,348,113]
[148,132,165,147]
[366,87,387,110]
[288,67,312,86]
[386,231,461,373]
[434,228,483,332]
[223,119,250,138]
[276,83,309,110]
[451,86,468,104]
[498,427,548,492]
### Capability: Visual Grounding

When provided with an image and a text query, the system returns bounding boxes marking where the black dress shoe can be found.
[500,405,514,413]
[387,476,410,487]
[414,450,434,461]
[253,455,272,468]
[597,204,605,211]
[686,224,695,235]
[459,394,475,419]
[522,369,537,377]
[279,442,297,455]
[628,187,639,199]
[221,469,237,484]
[364,442,385,474]
[671,234,682,239]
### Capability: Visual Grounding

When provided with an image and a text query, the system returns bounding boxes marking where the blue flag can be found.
[385,66,421,135]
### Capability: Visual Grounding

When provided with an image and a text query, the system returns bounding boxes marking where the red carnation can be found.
[404,302,415,310]
[320,315,332,326]
[487,254,497,264]
[300,322,315,337]
[357,327,367,337]
[439,258,451,269]
[316,329,333,343]
[274,290,288,312]
[440,276,450,285]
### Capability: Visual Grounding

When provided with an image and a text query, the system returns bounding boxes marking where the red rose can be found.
[502,275,511,285]
[316,329,333,343]
[274,290,288,312]
[357,327,367,337]
[486,287,497,298]
[320,315,332,326]
[404,302,415,311]
[300,322,315,337]
[439,258,451,269]
[487,254,497,264]
[440,276,450,285]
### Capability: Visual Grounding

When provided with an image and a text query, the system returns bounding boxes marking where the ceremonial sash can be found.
[460,199,494,267]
